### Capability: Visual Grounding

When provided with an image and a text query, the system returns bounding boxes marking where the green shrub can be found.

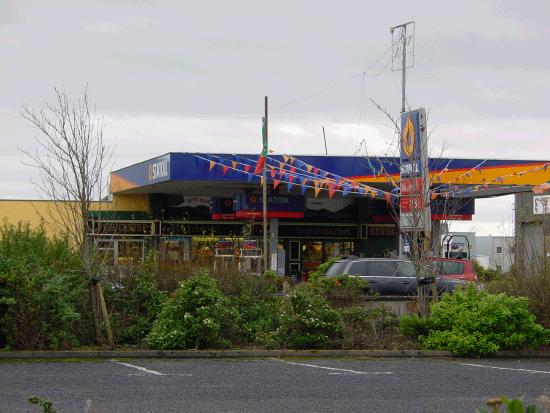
[340,305,408,349]
[228,273,284,346]
[106,255,167,346]
[275,284,342,349]
[0,223,85,350]
[145,271,237,349]
[310,275,367,306]
[476,396,539,413]
[307,257,341,283]
[401,285,549,356]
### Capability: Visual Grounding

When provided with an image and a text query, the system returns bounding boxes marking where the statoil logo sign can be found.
[147,156,170,182]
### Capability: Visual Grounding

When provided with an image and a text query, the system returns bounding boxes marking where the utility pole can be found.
[263,96,268,273]
[391,21,415,259]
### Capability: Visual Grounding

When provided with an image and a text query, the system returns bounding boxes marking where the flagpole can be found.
[263,96,269,274]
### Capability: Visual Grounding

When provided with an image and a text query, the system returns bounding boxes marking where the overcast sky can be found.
[1,0,549,235]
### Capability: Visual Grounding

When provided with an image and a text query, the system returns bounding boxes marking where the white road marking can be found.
[111,360,167,376]
[275,359,393,375]
[455,362,550,374]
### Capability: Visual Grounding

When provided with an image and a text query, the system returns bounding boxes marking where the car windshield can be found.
[434,260,464,275]
[325,261,349,276]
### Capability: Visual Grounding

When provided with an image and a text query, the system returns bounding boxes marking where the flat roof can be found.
[110,152,550,196]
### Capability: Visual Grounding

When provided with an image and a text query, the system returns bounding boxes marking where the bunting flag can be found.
[314,180,321,198]
[533,183,550,194]
[328,184,336,199]
[283,154,290,163]
[197,152,550,203]
[253,156,266,175]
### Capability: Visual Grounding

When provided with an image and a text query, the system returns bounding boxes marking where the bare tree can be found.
[365,99,465,314]
[20,86,114,347]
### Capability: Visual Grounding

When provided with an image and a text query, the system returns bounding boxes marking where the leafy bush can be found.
[229,273,284,346]
[401,285,549,356]
[476,396,540,413]
[145,271,237,349]
[339,305,410,349]
[487,270,550,328]
[310,275,367,306]
[0,223,85,350]
[274,284,342,349]
[307,257,341,283]
[473,260,504,282]
[105,255,167,346]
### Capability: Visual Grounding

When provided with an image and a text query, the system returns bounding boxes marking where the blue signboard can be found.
[400,109,424,178]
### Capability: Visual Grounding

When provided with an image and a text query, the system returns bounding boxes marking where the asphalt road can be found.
[2,357,550,412]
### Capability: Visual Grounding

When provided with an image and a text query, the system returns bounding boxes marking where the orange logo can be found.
[401,116,416,159]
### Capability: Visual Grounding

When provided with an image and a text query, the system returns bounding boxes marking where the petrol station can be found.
[100,136,550,278]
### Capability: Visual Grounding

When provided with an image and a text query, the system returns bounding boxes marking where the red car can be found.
[430,258,477,282]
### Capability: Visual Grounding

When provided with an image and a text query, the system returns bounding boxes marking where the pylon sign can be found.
[400,108,430,231]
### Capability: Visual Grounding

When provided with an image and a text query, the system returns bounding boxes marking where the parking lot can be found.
[2,357,550,412]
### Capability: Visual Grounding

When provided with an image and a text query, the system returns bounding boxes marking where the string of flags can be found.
[195,152,550,202]
[194,153,397,202]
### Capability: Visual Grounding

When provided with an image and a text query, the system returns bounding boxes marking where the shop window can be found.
[117,240,144,266]
[496,246,503,254]
[324,241,354,259]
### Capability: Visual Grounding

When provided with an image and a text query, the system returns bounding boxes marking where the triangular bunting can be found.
[231,161,237,169]
[222,165,229,176]
[273,179,281,189]
[209,160,215,172]
[253,156,266,175]
[328,184,336,199]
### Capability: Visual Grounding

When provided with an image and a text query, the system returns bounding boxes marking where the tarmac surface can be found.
[2,357,550,412]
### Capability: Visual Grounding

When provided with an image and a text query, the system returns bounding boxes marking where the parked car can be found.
[324,258,467,296]
[430,258,477,282]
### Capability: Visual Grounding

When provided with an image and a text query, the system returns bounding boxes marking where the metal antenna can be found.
[390,21,415,113]
[322,126,328,155]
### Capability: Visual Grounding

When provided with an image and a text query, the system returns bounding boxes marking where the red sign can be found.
[400,195,424,213]
[234,210,304,219]
[431,214,472,221]
[401,177,422,196]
